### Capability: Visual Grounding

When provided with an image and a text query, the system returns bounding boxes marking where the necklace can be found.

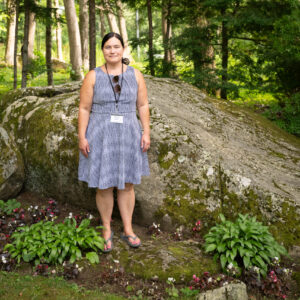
[105,63,124,111]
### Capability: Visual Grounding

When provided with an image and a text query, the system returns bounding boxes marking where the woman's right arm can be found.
[78,70,95,157]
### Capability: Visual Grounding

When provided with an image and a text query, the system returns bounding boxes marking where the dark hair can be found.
[101,32,124,49]
[101,32,130,65]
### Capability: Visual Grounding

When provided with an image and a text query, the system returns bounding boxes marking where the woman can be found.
[78,32,150,252]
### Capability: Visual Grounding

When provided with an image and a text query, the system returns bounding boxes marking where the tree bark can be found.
[116,0,132,61]
[46,0,53,85]
[79,0,89,70]
[22,0,30,88]
[89,0,96,70]
[5,0,16,66]
[162,0,174,76]
[63,0,83,80]
[13,0,19,89]
[28,10,36,61]
[99,7,106,38]
[103,0,119,33]
[146,0,154,76]
[221,8,228,100]
[54,0,63,60]
[136,9,140,59]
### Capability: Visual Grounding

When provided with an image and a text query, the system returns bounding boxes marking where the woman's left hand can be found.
[141,133,150,152]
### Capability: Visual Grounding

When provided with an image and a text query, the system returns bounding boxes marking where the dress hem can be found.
[78,173,150,190]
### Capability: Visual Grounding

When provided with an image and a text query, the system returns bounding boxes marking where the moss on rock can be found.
[114,238,219,282]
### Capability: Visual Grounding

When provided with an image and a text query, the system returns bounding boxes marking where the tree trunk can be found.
[28,10,36,61]
[63,0,83,80]
[22,0,30,88]
[103,0,119,33]
[54,0,63,60]
[116,0,132,61]
[99,7,106,38]
[146,0,154,76]
[13,0,19,89]
[5,0,16,66]
[46,0,53,85]
[79,0,89,70]
[89,0,96,70]
[221,8,228,100]
[162,0,174,76]
[136,9,140,59]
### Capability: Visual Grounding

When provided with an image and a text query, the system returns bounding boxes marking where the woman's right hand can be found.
[79,138,90,158]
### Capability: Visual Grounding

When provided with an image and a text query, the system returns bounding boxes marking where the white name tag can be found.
[110,114,124,123]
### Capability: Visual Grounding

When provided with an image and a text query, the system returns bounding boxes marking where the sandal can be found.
[102,231,114,253]
[120,233,141,248]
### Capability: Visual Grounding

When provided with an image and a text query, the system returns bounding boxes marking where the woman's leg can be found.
[117,183,140,245]
[96,187,114,251]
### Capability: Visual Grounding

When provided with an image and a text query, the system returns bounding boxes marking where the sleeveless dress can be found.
[78,65,150,190]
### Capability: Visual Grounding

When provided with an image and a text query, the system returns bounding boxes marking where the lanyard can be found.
[105,63,124,112]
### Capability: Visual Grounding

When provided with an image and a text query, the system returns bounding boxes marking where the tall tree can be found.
[13,0,19,89]
[5,0,16,66]
[46,0,53,85]
[21,0,30,88]
[79,0,89,70]
[146,0,154,75]
[103,0,120,33]
[116,0,132,60]
[28,9,36,61]
[89,0,96,70]
[63,0,83,80]
[99,6,106,38]
[162,0,175,76]
[54,0,63,60]
[136,9,140,59]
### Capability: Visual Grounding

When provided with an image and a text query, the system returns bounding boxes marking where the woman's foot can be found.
[103,229,114,252]
[120,230,141,248]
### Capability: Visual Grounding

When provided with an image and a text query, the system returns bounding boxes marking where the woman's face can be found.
[102,37,124,64]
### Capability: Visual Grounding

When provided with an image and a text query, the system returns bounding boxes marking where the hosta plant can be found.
[4,217,104,266]
[204,214,287,277]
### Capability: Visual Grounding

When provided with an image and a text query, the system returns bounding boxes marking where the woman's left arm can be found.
[135,68,150,152]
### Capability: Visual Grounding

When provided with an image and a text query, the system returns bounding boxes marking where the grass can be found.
[0,62,72,97]
[0,271,126,300]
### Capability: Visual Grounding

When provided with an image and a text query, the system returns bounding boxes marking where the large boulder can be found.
[0,126,24,200]
[0,77,299,247]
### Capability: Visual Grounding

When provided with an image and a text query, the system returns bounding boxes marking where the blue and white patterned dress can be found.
[78,65,150,190]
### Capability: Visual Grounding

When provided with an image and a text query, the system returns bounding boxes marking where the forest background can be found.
[0,0,299,137]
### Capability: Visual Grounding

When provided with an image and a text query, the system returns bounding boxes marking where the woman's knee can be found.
[97,187,114,195]
[119,183,134,192]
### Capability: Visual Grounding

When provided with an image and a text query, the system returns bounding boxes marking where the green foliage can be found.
[27,50,47,78]
[4,217,104,266]
[0,199,21,215]
[180,287,199,297]
[204,214,288,277]
[262,92,300,137]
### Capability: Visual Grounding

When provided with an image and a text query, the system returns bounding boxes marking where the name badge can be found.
[110,114,124,123]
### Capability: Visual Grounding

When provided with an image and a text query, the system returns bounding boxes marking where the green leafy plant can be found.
[4,217,104,266]
[27,50,47,78]
[204,214,288,277]
[180,287,199,297]
[165,277,179,298]
[0,199,21,215]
